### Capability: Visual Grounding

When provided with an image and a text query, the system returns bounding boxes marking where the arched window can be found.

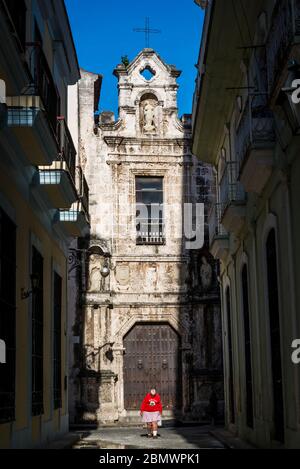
[266,229,284,442]
[225,287,235,424]
[241,264,254,428]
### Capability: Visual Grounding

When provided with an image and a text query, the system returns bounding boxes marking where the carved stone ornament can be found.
[140,94,158,134]
[200,256,213,291]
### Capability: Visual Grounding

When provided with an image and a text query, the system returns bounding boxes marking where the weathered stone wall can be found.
[69,50,223,424]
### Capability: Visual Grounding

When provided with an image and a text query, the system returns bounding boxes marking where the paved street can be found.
[72,426,227,450]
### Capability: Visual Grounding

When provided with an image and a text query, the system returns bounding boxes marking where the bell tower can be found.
[112,49,182,138]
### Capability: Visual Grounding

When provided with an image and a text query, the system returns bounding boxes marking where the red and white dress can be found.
[140,393,163,423]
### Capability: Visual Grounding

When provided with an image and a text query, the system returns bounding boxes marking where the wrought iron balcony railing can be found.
[208,203,228,247]
[236,95,275,169]
[8,97,77,183]
[59,201,84,222]
[266,0,300,97]
[57,117,77,183]
[219,161,246,217]
[76,167,90,219]
[7,95,42,125]
[58,201,91,235]
[29,45,60,136]
[136,218,165,245]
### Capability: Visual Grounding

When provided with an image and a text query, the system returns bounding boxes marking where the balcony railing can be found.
[59,201,84,222]
[208,203,228,246]
[267,0,300,96]
[57,117,76,183]
[136,218,165,245]
[236,96,275,169]
[76,167,90,218]
[219,162,245,216]
[29,45,60,136]
[7,95,42,125]
[57,201,91,236]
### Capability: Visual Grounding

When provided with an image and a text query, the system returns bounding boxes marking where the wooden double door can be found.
[123,323,182,411]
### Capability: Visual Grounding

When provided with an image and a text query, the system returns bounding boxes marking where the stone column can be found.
[97,370,118,423]
[113,346,126,418]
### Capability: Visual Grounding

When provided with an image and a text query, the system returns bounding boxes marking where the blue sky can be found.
[65,0,204,117]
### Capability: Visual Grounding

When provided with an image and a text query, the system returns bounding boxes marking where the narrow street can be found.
[71,426,226,450]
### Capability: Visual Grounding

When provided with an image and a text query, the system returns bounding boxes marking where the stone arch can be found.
[88,239,111,257]
[261,212,282,329]
[238,251,249,277]
[222,273,231,297]
[262,212,278,248]
[140,92,158,103]
[123,320,181,343]
[88,245,105,257]
[135,88,163,104]
[114,313,189,348]
[237,250,252,317]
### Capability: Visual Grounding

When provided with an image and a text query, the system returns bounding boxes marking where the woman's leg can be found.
[152,422,158,438]
[147,423,152,437]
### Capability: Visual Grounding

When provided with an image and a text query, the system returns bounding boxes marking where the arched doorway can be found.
[123,323,182,412]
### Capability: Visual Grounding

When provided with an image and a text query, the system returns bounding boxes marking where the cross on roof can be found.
[133,17,161,49]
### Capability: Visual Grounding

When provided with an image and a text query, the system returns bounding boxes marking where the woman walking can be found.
[140,388,163,439]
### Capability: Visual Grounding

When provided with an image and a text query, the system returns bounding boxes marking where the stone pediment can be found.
[114,48,181,81]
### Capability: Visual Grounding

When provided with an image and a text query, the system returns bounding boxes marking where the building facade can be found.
[69,49,224,424]
[0,0,89,448]
[193,0,300,448]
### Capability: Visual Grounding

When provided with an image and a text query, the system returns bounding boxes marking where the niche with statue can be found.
[139,93,159,135]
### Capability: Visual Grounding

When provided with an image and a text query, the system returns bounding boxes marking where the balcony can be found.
[136,218,165,245]
[36,118,78,208]
[267,0,300,103]
[5,40,61,165]
[6,96,58,165]
[55,201,90,238]
[208,203,229,261]
[220,161,246,234]
[236,96,275,194]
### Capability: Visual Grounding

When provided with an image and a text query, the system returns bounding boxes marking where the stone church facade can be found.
[68,49,223,424]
